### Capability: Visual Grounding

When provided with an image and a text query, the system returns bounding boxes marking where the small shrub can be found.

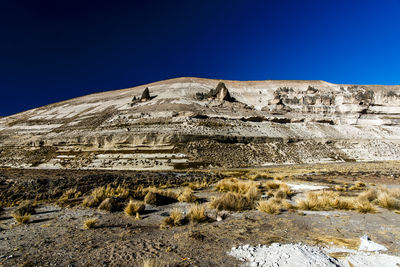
[177,187,197,203]
[84,218,98,229]
[13,213,31,224]
[124,200,145,218]
[187,204,207,223]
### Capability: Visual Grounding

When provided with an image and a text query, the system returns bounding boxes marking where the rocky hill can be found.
[0,77,400,170]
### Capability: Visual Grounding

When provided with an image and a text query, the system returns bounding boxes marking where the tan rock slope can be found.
[0,77,400,170]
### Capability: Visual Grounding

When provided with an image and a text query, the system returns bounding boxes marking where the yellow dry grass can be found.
[216,178,258,195]
[177,187,197,203]
[83,185,130,208]
[187,204,207,223]
[257,200,281,214]
[209,192,254,211]
[265,181,281,190]
[376,193,400,210]
[13,213,31,224]
[58,188,82,203]
[124,200,145,217]
[83,218,98,229]
[160,208,184,228]
[187,180,209,190]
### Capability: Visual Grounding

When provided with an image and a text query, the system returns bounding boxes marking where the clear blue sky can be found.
[1,0,400,116]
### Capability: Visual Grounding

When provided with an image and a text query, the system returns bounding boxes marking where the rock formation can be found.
[140,87,151,101]
[0,77,399,170]
[194,82,234,102]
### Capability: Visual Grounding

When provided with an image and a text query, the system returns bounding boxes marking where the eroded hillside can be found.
[0,77,399,169]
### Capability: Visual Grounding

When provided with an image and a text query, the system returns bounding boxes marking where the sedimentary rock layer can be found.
[0,77,399,169]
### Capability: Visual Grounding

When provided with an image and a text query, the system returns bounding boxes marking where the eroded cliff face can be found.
[0,77,399,170]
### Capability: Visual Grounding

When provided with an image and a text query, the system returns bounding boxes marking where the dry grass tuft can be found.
[278,183,294,197]
[296,189,379,213]
[177,187,197,203]
[124,200,145,217]
[354,200,377,213]
[265,181,280,190]
[209,192,254,211]
[160,208,184,228]
[98,197,120,212]
[335,185,346,192]
[376,193,400,210]
[296,191,340,211]
[274,190,288,199]
[14,200,36,216]
[245,186,262,201]
[349,181,366,191]
[358,188,378,202]
[58,188,82,203]
[257,199,281,214]
[84,218,98,229]
[187,204,207,223]
[216,178,258,195]
[187,180,209,190]
[13,213,31,224]
[83,185,129,208]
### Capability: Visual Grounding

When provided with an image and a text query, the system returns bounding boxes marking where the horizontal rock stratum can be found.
[1,77,400,170]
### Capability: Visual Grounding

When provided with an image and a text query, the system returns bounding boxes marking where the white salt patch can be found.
[287,183,329,191]
[229,243,340,267]
[359,235,387,252]
[229,243,400,267]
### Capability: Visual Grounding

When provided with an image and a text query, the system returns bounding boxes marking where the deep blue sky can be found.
[1,0,400,116]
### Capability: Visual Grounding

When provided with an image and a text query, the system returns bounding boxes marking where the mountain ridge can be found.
[0,77,399,170]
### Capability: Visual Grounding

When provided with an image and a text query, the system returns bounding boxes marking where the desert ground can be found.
[1,161,400,266]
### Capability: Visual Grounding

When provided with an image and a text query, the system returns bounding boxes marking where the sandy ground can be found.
[1,163,400,266]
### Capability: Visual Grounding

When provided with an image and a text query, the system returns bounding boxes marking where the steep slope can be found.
[0,77,400,170]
